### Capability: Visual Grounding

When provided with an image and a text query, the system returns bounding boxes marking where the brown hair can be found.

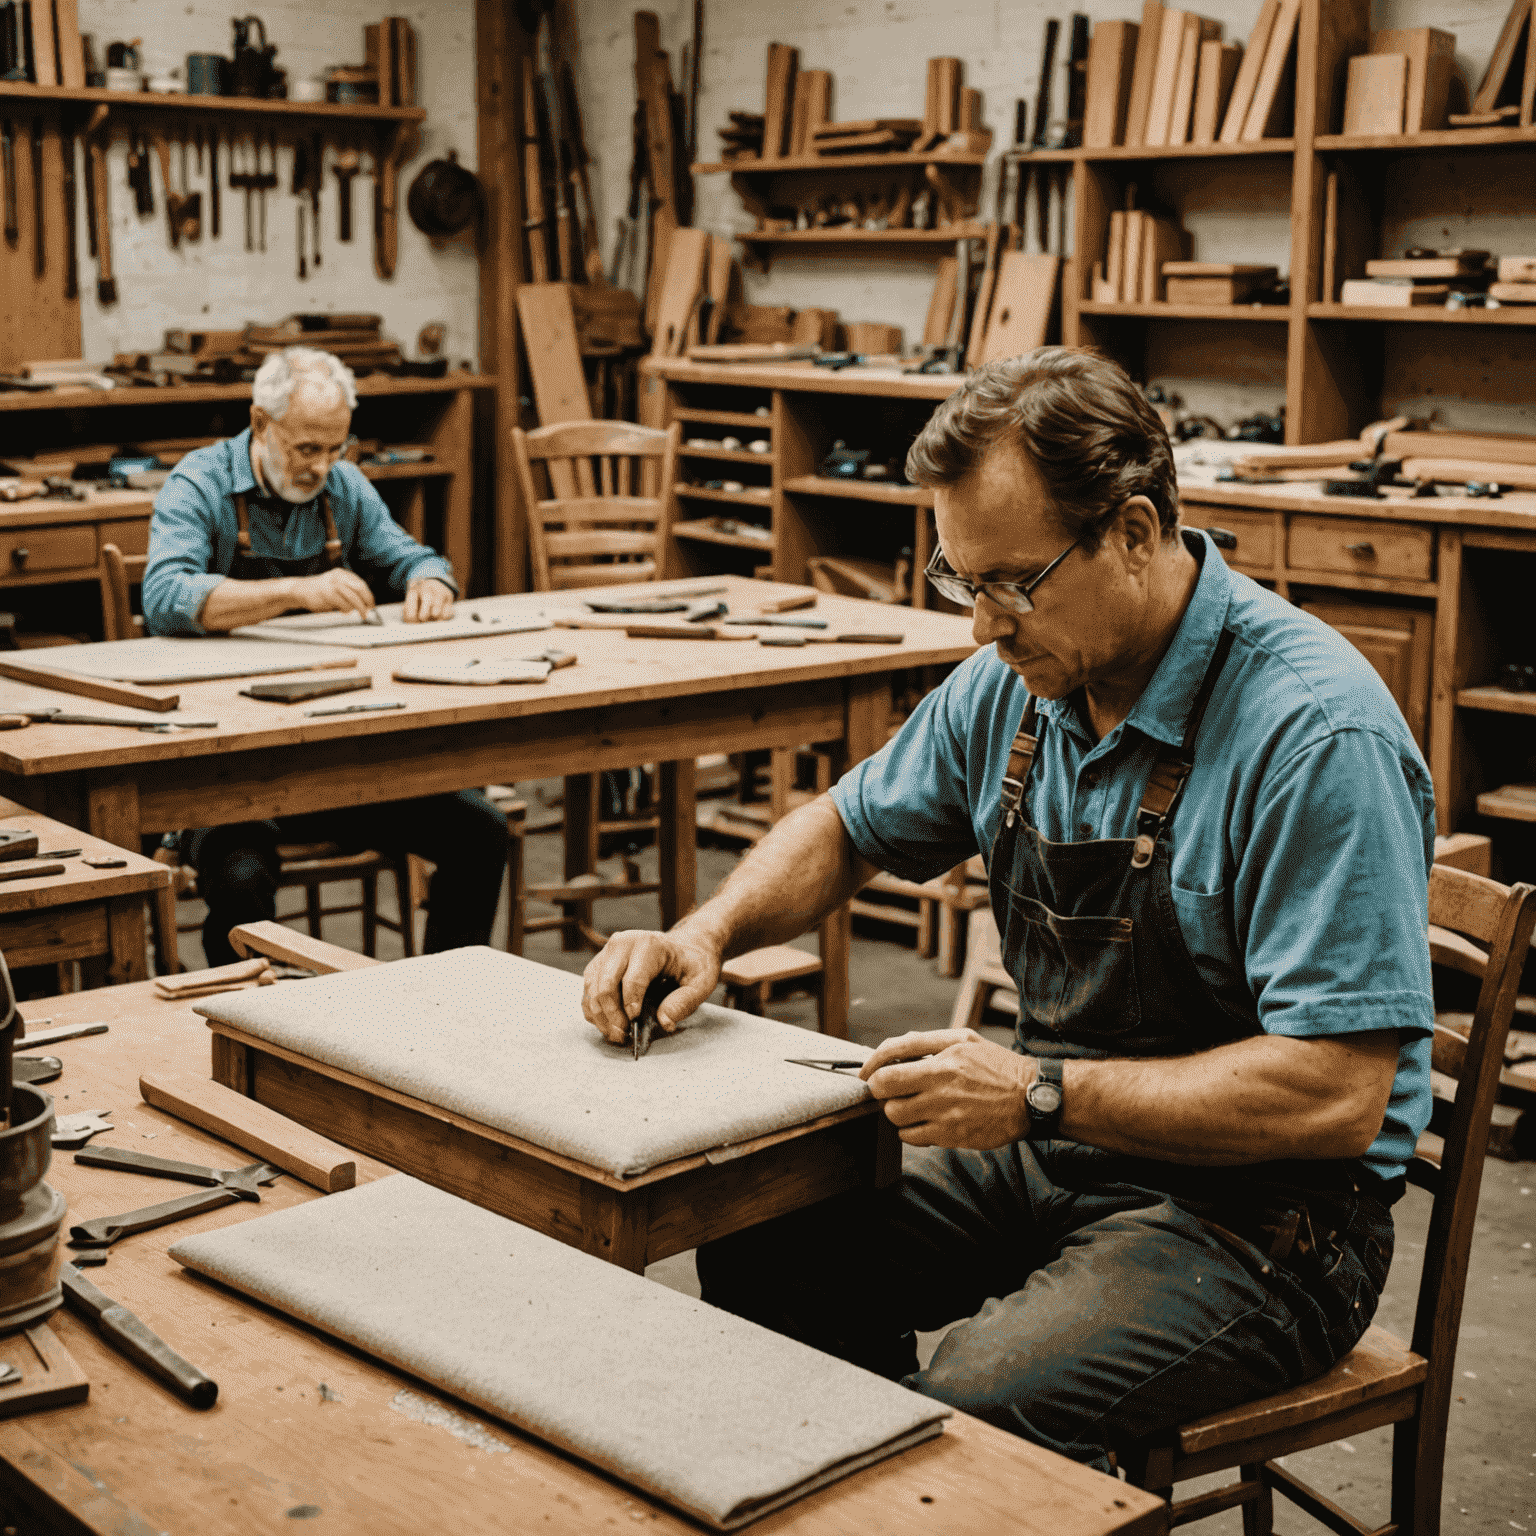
[906,347,1179,546]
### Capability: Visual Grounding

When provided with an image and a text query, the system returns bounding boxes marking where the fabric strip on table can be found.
[37,636,356,683]
[170,1177,948,1529]
[231,614,552,647]
[198,948,873,1177]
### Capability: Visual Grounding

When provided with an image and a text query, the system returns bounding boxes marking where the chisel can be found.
[92,125,116,302]
[60,1265,219,1409]
[62,124,78,298]
[1,119,16,247]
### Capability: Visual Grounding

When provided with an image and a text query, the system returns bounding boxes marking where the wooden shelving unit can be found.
[694,151,987,174]
[674,484,773,506]
[1307,305,1536,325]
[782,475,934,506]
[1080,301,1290,321]
[1019,138,1295,163]
[740,227,986,247]
[0,80,425,122]
[679,445,773,464]
[672,520,774,550]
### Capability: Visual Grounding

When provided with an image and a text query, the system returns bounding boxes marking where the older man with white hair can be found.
[143,346,506,966]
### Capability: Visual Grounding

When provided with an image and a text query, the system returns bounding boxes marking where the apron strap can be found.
[234,492,252,553]
[321,493,343,568]
[1131,628,1236,869]
[999,697,1041,830]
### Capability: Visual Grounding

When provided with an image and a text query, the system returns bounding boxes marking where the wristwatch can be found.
[1025,1057,1065,1140]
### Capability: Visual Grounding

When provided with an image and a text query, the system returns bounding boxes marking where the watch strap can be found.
[1026,1056,1064,1140]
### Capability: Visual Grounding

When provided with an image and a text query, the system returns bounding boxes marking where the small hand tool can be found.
[74,1147,280,1202]
[28,117,44,275]
[333,145,358,241]
[127,130,154,216]
[724,615,828,629]
[1,118,17,246]
[68,1163,281,1248]
[13,1056,61,1083]
[309,129,323,269]
[630,973,680,1060]
[303,699,408,717]
[785,1058,865,1071]
[0,831,40,862]
[22,1021,106,1048]
[0,863,66,883]
[83,856,126,868]
[254,134,274,254]
[39,848,82,858]
[208,125,220,237]
[51,1109,114,1149]
[586,585,726,615]
[62,125,78,298]
[684,597,727,622]
[61,1264,219,1408]
[759,632,905,647]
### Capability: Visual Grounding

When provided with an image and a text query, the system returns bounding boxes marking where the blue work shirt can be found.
[832,528,1436,1180]
[143,428,457,636]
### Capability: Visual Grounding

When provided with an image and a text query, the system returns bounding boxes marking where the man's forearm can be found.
[196,577,299,632]
[675,794,877,959]
[1061,1030,1399,1164]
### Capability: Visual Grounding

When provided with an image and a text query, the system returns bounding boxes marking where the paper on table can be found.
[197,948,873,1177]
[170,1177,948,1530]
[233,613,552,648]
[38,637,356,684]
[391,656,554,685]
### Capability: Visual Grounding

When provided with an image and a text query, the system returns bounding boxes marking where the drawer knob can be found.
[10,547,28,567]
[1344,541,1376,559]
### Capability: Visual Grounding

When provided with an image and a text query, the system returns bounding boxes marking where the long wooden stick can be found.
[0,658,179,713]
[520,56,550,282]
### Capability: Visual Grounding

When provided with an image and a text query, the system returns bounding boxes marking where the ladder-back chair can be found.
[511,420,679,591]
[1123,864,1536,1536]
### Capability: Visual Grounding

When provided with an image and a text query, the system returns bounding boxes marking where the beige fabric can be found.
[199,948,873,1176]
[171,1177,948,1529]
[41,636,355,683]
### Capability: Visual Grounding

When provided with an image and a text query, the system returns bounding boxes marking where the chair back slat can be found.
[1414,866,1536,1445]
[511,422,678,594]
[99,543,149,642]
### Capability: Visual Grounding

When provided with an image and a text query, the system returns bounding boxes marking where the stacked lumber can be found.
[1339,29,1455,135]
[812,119,922,154]
[243,314,402,371]
[1160,261,1278,304]
[716,112,765,161]
[1093,210,1189,301]
[1340,251,1489,308]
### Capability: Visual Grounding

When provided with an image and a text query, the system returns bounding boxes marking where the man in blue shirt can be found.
[144,347,506,965]
[580,349,1435,1472]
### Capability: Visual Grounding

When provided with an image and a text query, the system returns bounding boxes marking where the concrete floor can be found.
[175,783,1536,1536]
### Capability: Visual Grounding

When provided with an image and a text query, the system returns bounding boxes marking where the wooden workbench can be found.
[0,796,168,987]
[0,578,978,1028]
[0,970,1168,1536]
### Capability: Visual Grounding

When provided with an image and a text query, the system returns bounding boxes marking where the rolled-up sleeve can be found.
[336,465,458,595]
[1237,727,1436,1042]
[143,473,229,636]
[830,658,983,883]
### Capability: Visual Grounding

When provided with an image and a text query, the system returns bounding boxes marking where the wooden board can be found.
[515,284,592,425]
[1365,256,1486,279]
[1142,7,1190,145]
[1167,13,1204,144]
[1165,274,1271,303]
[1343,54,1408,137]
[1192,41,1242,142]
[650,226,711,358]
[54,0,85,88]
[1382,429,1536,464]
[762,42,799,159]
[1141,217,1187,302]
[39,638,358,686]
[1488,281,1536,302]
[1241,0,1299,138]
[1369,28,1456,132]
[966,222,1003,367]
[923,256,959,346]
[1220,0,1280,141]
[979,253,1059,363]
[1124,0,1165,145]
[0,657,179,713]
[790,71,833,155]
[1083,20,1140,147]
[1106,209,1128,299]
[1338,279,1447,305]
[1472,0,1532,112]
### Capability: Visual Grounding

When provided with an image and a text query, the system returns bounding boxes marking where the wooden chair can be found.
[273,843,420,958]
[508,420,681,949]
[948,906,1018,1032]
[98,543,147,642]
[510,419,679,590]
[722,944,825,1031]
[1121,865,1536,1536]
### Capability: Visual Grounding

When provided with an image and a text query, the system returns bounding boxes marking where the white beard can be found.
[260,438,323,504]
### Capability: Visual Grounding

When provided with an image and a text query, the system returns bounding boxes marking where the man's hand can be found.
[403,578,455,623]
[582,929,721,1044]
[291,568,377,618]
[861,1029,1032,1149]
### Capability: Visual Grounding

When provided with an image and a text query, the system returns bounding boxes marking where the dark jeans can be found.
[181,789,508,967]
[697,1138,1394,1473]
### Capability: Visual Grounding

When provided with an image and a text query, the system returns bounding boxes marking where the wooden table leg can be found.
[657,758,696,930]
[435,385,475,593]
[560,772,598,951]
[817,675,893,1038]
[87,775,148,986]
[581,1183,649,1273]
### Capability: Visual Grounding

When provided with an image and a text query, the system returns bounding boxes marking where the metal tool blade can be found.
[630,973,681,1060]
[785,1058,866,1071]
[74,1148,279,1201]
[69,1186,241,1248]
[51,1110,115,1149]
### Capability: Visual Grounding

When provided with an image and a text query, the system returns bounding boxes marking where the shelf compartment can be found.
[1308,303,1536,325]
[1458,687,1536,716]
[0,81,425,122]
[1476,784,1536,822]
[782,475,935,506]
[673,408,773,429]
[357,463,452,481]
[1017,139,1295,163]
[674,484,773,507]
[740,226,986,245]
[679,445,774,464]
[695,152,987,174]
[1079,301,1291,321]
[1316,126,1536,153]
[672,520,774,551]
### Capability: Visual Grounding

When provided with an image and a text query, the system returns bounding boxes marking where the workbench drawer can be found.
[0,527,96,575]
[1183,510,1276,568]
[1288,517,1434,582]
[97,520,151,558]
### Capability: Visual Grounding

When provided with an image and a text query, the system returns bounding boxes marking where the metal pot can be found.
[406,151,484,239]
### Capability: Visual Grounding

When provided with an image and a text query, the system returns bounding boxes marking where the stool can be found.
[274,844,419,958]
[947,907,1017,1032]
[721,945,825,1031]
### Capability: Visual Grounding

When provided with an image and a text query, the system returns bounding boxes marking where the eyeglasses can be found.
[271,426,357,464]
[925,535,1081,614]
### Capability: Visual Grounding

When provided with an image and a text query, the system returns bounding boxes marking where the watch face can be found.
[1029,1082,1063,1114]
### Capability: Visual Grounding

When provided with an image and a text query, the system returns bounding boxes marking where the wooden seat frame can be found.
[1122,865,1536,1536]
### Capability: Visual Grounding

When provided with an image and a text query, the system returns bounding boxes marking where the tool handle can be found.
[74,1146,221,1185]
[70,1186,235,1246]
[99,1303,218,1408]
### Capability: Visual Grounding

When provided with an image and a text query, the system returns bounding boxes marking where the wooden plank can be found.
[53,0,85,88]
[1370,28,1456,132]
[0,902,108,968]
[1167,13,1204,144]
[0,657,178,714]
[1472,0,1532,112]
[1242,0,1300,138]
[1342,54,1407,136]
[650,226,710,358]
[1142,7,1190,145]
[1192,41,1241,142]
[789,68,832,156]
[966,222,1003,366]
[762,42,799,159]
[980,252,1060,362]
[1084,20,1140,147]
[139,1071,359,1192]
[1124,0,1165,145]
[1221,0,1280,140]
[516,284,591,427]
[923,256,959,345]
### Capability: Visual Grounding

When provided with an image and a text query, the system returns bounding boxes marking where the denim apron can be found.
[229,490,345,581]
